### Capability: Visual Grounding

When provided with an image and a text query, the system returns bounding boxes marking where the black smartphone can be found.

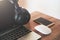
[34,17,54,26]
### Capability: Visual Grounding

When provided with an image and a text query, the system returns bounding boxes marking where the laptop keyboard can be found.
[0,26,31,40]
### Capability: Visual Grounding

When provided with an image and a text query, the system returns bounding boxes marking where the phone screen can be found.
[34,17,54,26]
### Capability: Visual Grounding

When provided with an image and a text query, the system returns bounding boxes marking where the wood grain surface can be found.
[25,11,60,40]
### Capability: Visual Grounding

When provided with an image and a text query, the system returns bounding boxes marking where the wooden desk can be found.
[25,11,60,40]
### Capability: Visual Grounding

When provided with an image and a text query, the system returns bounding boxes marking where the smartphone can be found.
[34,17,54,26]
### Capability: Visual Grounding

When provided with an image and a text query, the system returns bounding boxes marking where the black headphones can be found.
[10,0,30,25]
[0,0,30,28]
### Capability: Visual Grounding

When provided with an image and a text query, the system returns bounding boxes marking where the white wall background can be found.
[26,0,60,19]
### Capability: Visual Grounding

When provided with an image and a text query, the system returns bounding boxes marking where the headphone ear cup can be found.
[20,9,30,25]
[14,8,30,25]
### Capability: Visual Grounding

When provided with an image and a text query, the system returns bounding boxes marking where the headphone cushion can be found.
[15,8,30,25]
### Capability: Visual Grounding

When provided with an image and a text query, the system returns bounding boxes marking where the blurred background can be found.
[18,0,60,19]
